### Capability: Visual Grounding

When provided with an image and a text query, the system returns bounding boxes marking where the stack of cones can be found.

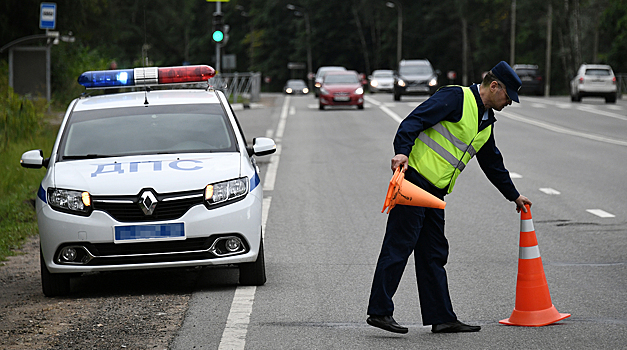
[381,167,446,213]
[500,205,570,326]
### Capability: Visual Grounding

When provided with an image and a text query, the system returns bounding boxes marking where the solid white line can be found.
[263,144,281,191]
[275,95,290,140]
[498,110,627,147]
[509,172,523,179]
[218,97,286,350]
[217,286,257,350]
[586,209,615,218]
[364,96,403,123]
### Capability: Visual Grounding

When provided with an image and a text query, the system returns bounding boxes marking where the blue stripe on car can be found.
[38,185,46,203]
[250,172,260,191]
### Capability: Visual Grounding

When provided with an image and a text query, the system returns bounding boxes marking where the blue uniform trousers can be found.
[367,171,457,325]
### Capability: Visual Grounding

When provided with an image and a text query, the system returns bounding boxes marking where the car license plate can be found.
[522,76,532,81]
[334,96,350,101]
[114,223,185,243]
[406,86,428,92]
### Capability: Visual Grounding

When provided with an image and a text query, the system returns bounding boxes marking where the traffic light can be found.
[212,12,224,43]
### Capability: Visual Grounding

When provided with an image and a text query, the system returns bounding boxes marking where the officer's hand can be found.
[391,154,408,172]
[514,195,532,213]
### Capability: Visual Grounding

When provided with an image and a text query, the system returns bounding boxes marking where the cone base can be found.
[499,305,570,327]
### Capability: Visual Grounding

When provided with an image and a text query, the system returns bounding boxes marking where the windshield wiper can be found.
[63,154,116,160]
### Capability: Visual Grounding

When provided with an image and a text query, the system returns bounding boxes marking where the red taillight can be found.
[579,77,584,83]
[612,77,617,84]
[158,65,216,84]
[536,76,543,81]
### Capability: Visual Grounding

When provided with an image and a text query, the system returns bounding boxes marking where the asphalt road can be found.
[172,92,627,349]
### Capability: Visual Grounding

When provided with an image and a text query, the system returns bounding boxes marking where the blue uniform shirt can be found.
[393,84,520,201]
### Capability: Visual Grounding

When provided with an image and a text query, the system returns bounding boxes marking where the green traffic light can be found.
[213,30,224,42]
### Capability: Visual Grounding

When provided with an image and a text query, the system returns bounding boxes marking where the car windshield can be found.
[585,69,611,76]
[373,72,394,78]
[399,66,433,75]
[59,104,237,160]
[324,74,359,84]
[287,80,307,88]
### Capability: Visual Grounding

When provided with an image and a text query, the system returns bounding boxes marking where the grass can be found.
[0,127,57,262]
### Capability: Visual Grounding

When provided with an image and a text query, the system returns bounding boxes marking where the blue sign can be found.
[39,3,57,30]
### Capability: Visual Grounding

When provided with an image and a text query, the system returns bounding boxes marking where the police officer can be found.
[366,61,532,334]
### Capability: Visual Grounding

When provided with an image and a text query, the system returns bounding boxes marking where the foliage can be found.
[2,0,623,95]
[0,61,55,261]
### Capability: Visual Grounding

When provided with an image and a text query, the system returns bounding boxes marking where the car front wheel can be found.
[239,237,266,286]
[40,247,71,297]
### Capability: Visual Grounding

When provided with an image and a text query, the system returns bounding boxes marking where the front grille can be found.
[56,235,250,266]
[92,188,204,222]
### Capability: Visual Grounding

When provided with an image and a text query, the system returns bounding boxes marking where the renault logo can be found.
[139,190,158,215]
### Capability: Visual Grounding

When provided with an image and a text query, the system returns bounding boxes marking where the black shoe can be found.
[431,320,481,333]
[367,315,408,334]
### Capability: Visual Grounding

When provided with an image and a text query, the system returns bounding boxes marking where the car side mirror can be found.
[247,137,276,157]
[20,149,48,169]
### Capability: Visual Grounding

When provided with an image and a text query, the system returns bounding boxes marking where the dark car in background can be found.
[393,59,439,101]
[513,64,544,96]
[284,79,309,95]
[318,71,364,110]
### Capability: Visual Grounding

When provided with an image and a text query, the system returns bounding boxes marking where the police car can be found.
[20,65,276,296]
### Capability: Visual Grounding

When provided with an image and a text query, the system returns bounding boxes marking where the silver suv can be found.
[570,64,617,103]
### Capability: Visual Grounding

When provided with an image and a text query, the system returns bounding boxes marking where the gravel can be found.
[0,236,194,350]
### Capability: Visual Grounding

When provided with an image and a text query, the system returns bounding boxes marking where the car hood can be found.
[51,153,241,195]
[398,73,434,82]
[322,83,361,92]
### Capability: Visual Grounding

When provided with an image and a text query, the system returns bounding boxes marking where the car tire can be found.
[357,104,364,110]
[319,102,324,110]
[239,237,266,286]
[571,93,581,102]
[40,247,71,297]
[394,93,401,101]
[606,94,617,103]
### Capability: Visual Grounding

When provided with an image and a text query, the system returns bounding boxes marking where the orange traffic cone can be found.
[381,167,446,214]
[500,205,570,326]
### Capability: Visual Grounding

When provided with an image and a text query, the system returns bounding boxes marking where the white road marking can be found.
[218,98,287,350]
[510,172,523,179]
[586,209,615,218]
[218,286,257,350]
[364,96,403,123]
[531,103,546,108]
[289,106,296,115]
[539,188,561,195]
[498,111,627,147]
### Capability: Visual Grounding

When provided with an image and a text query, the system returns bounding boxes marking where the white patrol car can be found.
[20,65,276,296]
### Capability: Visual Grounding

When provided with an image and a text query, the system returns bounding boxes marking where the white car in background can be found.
[20,65,276,296]
[369,69,395,93]
[570,64,617,103]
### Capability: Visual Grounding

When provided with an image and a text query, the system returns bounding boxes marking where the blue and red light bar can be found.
[77,65,216,89]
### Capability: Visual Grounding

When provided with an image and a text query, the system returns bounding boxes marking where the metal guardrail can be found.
[617,74,627,99]
[208,72,261,103]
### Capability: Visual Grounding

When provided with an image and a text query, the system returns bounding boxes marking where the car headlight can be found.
[396,79,406,87]
[370,80,379,88]
[355,87,364,95]
[315,82,321,88]
[204,177,248,207]
[47,188,92,216]
[319,87,329,95]
[286,88,293,94]
[429,77,438,87]
[302,88,309,94]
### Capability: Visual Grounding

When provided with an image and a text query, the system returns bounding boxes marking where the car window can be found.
[585,69,611,76]
[59,104,237,159]
[515,69,537,75]
[324,74,359,84]
[399,66,433,75]
[373,72,394,78]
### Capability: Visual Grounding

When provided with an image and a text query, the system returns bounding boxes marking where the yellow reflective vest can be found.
[408,86,492,193]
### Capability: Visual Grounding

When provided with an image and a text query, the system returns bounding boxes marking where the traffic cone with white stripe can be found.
[500,205,570,327]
